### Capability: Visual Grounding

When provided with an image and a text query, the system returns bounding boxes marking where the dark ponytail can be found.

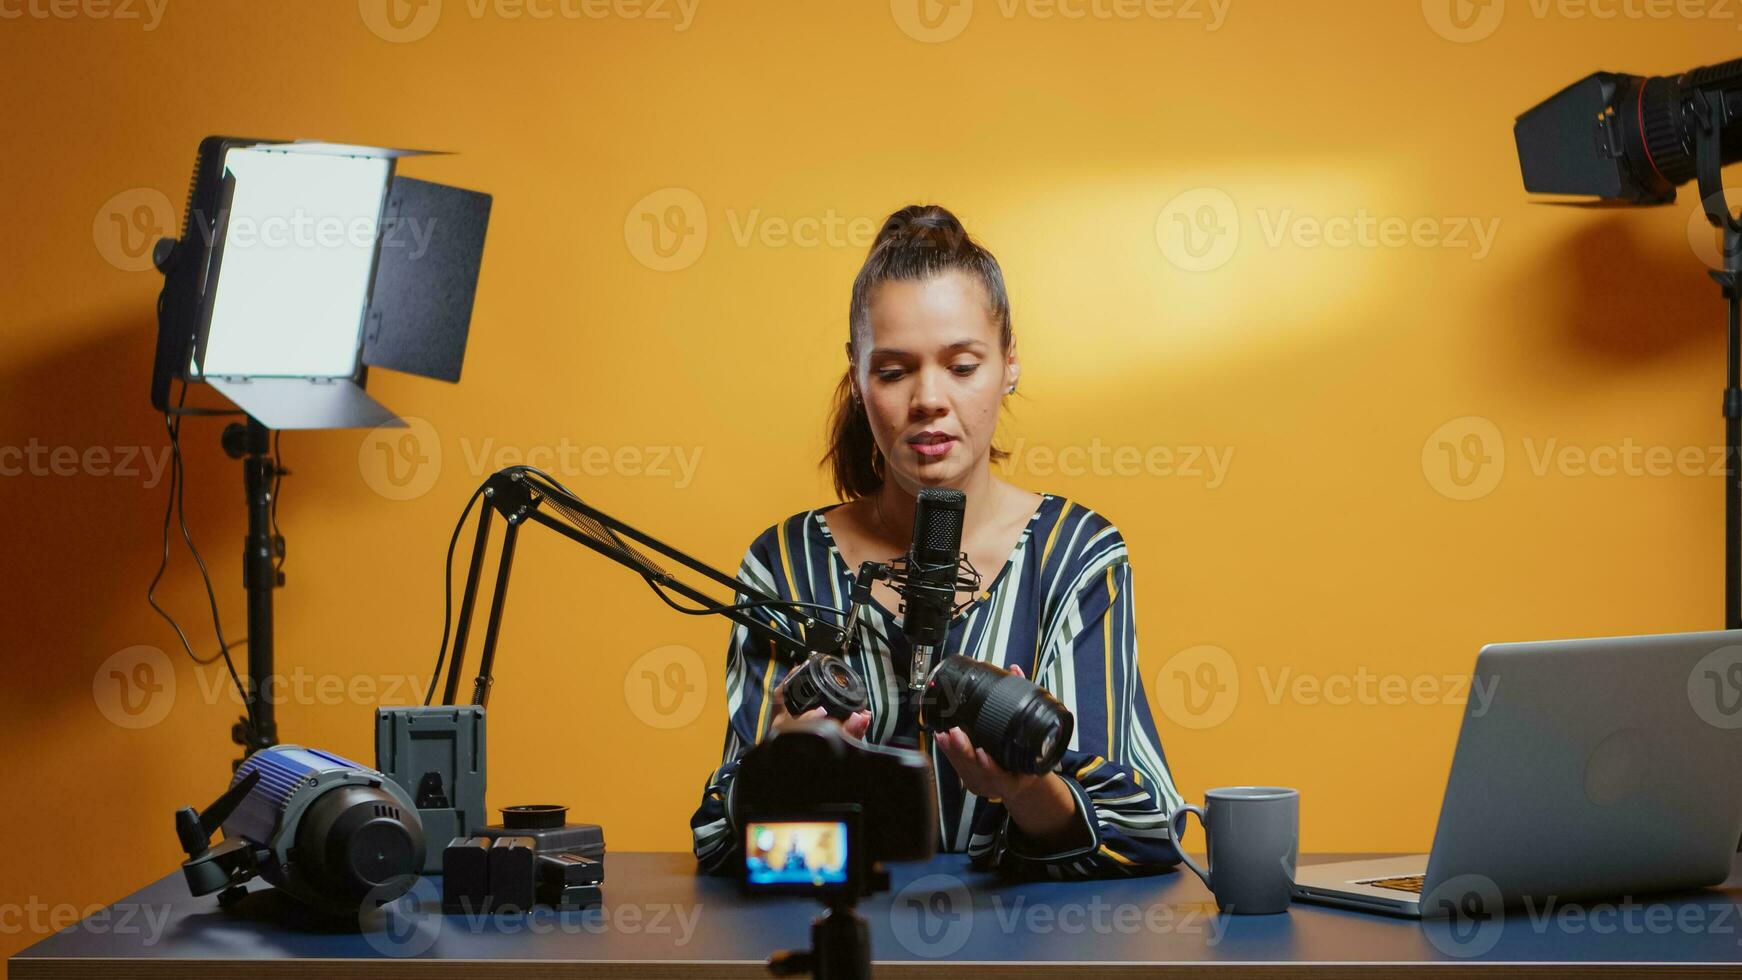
[822,204,1014,501]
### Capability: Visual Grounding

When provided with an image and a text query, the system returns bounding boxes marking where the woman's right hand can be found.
[769,684,872,740]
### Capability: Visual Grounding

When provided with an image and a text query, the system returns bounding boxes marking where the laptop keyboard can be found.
[1355,874,1425,894]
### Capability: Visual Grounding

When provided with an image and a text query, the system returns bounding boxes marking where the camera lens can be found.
[920,655,1074,775]
[781,652,869,720]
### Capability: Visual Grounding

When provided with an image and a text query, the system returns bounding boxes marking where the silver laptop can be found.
[1293,629,1742,917]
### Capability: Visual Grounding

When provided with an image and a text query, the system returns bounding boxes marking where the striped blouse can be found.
[689,493,1186,880]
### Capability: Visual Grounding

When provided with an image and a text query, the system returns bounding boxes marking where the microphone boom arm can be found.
[439,468,846,708]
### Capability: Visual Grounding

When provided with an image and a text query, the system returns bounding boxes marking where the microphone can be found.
[897,487,967,691]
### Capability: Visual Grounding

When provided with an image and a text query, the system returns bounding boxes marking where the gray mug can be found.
[1169,786,1299,914]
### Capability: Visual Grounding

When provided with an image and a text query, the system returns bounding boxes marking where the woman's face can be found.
[854,269,1018,493]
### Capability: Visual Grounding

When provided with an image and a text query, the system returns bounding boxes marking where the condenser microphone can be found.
[900,487,966,691]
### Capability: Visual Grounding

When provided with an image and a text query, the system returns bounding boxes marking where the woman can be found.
[690,205,1185,880]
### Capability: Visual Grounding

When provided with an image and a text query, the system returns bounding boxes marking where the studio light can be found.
[1515,59,1742,627]
[147,136,492,757]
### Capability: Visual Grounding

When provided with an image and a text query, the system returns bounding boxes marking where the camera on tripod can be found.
[732,720,937,979]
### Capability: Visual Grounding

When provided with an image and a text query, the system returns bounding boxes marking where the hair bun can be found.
[875,204,967,251]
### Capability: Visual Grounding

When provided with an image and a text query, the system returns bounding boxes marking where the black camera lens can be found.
[920,655,1073,775]
[781,652,869,720]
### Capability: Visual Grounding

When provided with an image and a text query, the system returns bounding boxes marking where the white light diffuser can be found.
[199,148,391,379]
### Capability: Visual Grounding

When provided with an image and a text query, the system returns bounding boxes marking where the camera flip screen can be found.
[744,820,850,889]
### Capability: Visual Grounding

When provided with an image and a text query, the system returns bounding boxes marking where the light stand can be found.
[220,418,283,753]
[1696,99,1742,628]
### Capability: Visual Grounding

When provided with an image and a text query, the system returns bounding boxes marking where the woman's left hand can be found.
[934,664,1083,849]
[934,665,1045,803]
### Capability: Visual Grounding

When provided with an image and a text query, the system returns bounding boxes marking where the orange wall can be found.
[0,0,1734,966]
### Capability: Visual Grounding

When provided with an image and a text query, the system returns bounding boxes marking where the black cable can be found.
[145,380,254,728]
[423,468,862,704]
[270,430,286,575]
[508,465,849,624]
[423,485,485,706]
[643,584,848,624]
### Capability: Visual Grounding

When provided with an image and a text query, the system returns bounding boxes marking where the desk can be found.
[11,853,1742,978]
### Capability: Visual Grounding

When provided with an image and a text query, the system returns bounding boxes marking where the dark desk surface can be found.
[12,853,1742,978]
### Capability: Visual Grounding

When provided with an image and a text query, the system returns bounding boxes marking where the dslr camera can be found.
[733,721,938,979]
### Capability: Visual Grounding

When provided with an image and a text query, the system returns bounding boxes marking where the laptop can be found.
[1292,629,1742,918]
